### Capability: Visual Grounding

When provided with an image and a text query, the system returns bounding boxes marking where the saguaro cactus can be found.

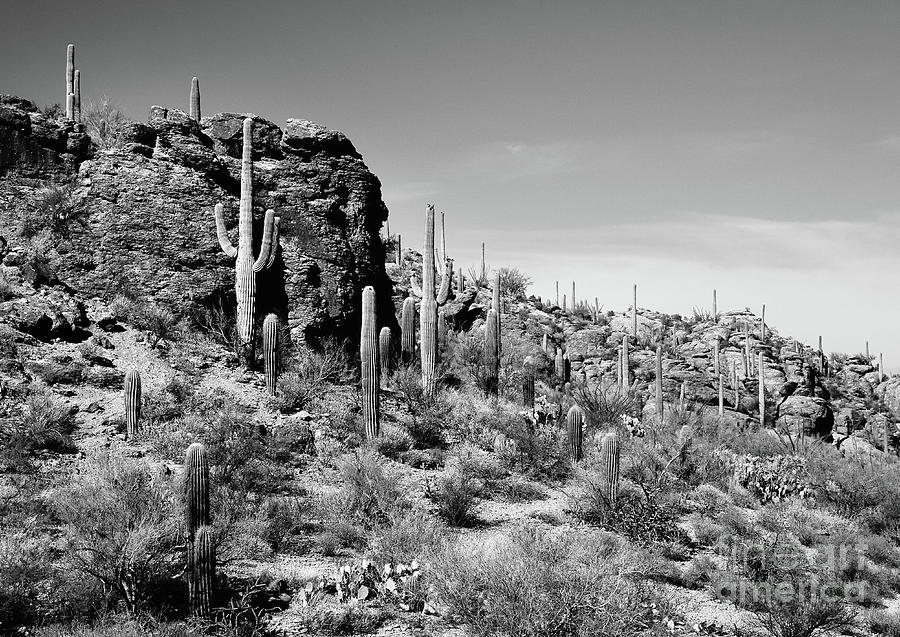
[379,327,393,382]
[621,336,630,387]
[713,340,720,376]
[761,304,766,342]
[484,309,499,396]
[632,284,638,336]
[600,432,620,505]
[214,118,280,366]
[400,296,416,365]
[190,76,201,121]
[713,288,717,323]
[571,281,576,313]
[73,69,81,123]
[758,351,765,428]
[65,44,75,120]
[567,405,584,462]
[655,346,664,421]
[262,314,279,396]
[419,205,443,395]
[523,356,535,410]
[555,347,567,382]
[124,370,141,439]
[184,443,210,537]
[718,374,724,416]
[360,286,380,437]
[190,525,215,616]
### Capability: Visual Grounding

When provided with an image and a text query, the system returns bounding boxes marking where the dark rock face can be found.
[0,98,395,348]
[0,95,93,178]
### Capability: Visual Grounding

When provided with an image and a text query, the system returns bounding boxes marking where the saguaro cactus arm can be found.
[436,258,453,305]
[214,204,237,258]
[264,217,281,269]
[252,208,278,272]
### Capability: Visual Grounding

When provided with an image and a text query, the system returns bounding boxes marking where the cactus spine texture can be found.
[621,336,630,387]
[379,326,393,382]
[401,296,416,365]
[124,370,141,439]
[420,205,439,395]
[65,44,75,120]
[190,526,215,616]
[600,431,620,505]
[190,76,201,121]
[567,405,584,462]
[491,272,501,356]
[262,314,279,396]
[360,286,380,437]
[718,374,725,416]
[484,309,499,396]
[214,118,280,366]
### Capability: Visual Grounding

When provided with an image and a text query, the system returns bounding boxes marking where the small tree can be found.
[52,453,181,614]
[83,95,129,149]
[497,266,532,299]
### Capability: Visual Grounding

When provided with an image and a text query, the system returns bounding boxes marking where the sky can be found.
[2,0,899,367]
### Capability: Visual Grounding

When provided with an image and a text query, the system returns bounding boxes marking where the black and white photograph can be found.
[1,2,899,636]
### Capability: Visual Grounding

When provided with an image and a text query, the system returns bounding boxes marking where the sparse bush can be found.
[51,453,182,615]
[497,266,532,299]
[336,449,409,527]
[83,96,129,149]
[426,468,480,527]
[272,340,351,413]
[19,184,81,238]
[391,365,448,448]
[0,269,17,300]
[366,508,446,566]
[430,525,672,636]
[2,386,77,458]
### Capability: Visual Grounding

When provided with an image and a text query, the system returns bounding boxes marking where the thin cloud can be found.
[457,140,632,181]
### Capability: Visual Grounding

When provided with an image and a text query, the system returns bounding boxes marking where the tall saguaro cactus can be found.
[600,432,620,505]
[65,44,75,120]
[621,336,630,388]
[632,284,638,336]
[124,370,141,439]
[758,351,765,429]
[420,205,440,394]
[190,76,201,121]
[262,314,279,396]
[718,374,725,416]
[655,346,664,421]
[713,288,717,323]
[567,405,584,462]
[360,286,380,437]
[484,309,500,396]
[191,526,215,616]
[214,118,280,366]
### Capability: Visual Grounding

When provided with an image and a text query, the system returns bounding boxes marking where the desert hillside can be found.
[3,63,900,637]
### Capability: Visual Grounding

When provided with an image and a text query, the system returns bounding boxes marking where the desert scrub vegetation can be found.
[0,384,77,469]
[110,295,184,348]
[430,525,673,636]
[270,338,352,413]
[83,95,130,149]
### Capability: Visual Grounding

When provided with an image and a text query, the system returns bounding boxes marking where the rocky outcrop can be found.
[0,96,93,178]
[0,97,395,348]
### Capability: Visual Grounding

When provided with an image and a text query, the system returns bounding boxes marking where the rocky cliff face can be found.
[0,96,395,348]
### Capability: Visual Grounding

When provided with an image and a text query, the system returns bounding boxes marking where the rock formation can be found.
[0,96,395,348]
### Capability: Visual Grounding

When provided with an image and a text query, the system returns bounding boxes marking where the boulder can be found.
[776,395,833,438]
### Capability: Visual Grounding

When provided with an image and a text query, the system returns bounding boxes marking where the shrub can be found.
[83,96,129,149]
[426,468,480,527]
[19,184,81,238]
[366,508,445,566]
[391,366,449,448]
[870,610,900,636]
[0,269,17,300]
[5,386,77,455]
[430,526,672,637]
[0,532,55,632]
[336,449,409,527]
[497,266,532,299]
[51,453,181,615]
[272,341,351,413]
